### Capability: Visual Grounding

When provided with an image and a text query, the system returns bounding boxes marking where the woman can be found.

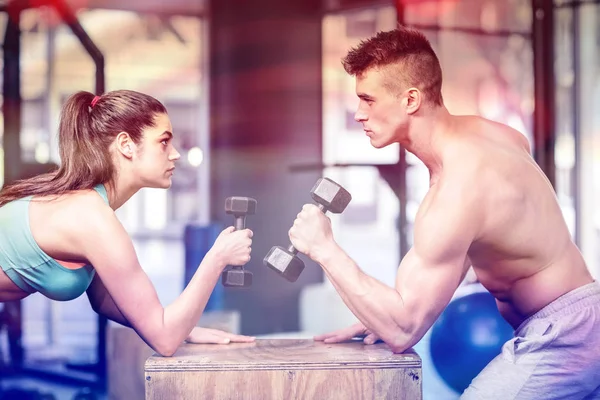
[0,90,255,356]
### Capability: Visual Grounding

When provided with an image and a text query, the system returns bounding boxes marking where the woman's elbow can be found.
[153,341,178,357]
[151,333,185,357]
[156,348,176,357]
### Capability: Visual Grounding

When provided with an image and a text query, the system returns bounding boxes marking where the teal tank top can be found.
[0,184,108,301]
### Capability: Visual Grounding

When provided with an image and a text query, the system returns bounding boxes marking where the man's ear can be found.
[404,88,422,115]
[116,131,135,159]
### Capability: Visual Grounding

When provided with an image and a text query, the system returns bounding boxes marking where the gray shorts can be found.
[461,281,600,400]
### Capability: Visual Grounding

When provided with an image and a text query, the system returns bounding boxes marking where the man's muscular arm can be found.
[300,179,478,353]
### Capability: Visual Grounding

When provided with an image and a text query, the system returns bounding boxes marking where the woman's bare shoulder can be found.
[33,187,117,236]
[29,187,123,262]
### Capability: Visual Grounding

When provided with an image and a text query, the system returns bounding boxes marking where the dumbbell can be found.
[263,177,351,282]
[221,196,256,287]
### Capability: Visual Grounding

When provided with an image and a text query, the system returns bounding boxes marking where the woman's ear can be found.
[115,132,135,159]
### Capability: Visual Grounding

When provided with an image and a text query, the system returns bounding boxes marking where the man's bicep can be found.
[414,181,479,265]
[395,188,476,333]
[395,248,469,338]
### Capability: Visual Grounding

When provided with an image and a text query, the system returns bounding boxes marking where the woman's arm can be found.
[86,274,130,327]
[73,201,252,356]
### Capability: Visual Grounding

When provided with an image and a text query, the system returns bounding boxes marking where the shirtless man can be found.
[288,27,600,399]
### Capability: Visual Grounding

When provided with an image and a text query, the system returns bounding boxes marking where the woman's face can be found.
[133,113,181,189]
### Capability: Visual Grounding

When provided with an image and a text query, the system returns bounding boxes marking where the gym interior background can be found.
[0,0,598,399]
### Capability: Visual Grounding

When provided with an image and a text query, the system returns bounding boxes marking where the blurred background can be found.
[0,0,598,399]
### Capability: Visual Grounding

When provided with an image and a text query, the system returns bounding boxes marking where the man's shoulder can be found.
[443,116,531,168]
[475,116,532,153]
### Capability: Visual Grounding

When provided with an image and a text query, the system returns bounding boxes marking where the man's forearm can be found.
[316,243,416,351]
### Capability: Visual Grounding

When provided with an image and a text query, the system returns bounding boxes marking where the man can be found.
[288,27,600,399]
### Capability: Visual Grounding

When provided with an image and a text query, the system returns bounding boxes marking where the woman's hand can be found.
[185,327,256,344]
[209,226,253,268]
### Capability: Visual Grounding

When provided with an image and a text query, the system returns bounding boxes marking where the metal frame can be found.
[1,0,106,390]
[531,0,557,188]
[572,1,581,246]
[396,2,408,259]
[0,0,206,17]
[554,0,600,8]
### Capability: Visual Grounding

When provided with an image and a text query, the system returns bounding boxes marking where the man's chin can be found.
[369,138,388,149]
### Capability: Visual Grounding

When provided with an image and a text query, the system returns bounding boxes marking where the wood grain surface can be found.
[145,339,422,399]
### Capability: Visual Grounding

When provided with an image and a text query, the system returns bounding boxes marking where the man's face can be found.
[354,67,407,149]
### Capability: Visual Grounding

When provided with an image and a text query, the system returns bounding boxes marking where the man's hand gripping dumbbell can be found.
[263,178,351,282]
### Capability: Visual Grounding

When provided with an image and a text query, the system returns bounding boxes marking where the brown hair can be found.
[0,89,167,206]
[342,26,443,106]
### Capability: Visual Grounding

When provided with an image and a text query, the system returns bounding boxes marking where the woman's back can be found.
[0,184,108,301]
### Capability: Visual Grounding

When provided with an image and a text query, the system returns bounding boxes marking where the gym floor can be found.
[3,239,461,400]
[0,378,106,400]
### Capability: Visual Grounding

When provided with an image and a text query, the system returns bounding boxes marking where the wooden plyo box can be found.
[108,311,241,400]
[144,339,422,400]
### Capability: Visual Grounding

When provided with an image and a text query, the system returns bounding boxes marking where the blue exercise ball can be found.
[429,290,514,394]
